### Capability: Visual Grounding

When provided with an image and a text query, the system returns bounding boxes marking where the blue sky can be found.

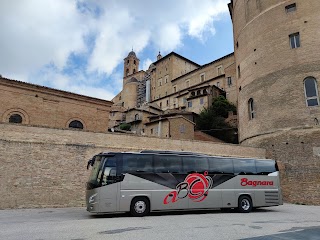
[0,0,233,100]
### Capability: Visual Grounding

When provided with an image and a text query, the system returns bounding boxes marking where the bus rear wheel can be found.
[238,195,252,213]
[130,197,150,217]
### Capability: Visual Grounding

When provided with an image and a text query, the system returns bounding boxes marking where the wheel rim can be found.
[134,201,146,214]
[241,199,250,211]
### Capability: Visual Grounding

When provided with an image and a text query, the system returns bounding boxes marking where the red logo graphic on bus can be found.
[163,172,213,204]
[241,178,274,187]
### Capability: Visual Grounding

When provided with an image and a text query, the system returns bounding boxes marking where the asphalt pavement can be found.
[0,204,319,240]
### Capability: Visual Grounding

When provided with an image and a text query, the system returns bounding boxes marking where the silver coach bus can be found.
[86,150,282,216]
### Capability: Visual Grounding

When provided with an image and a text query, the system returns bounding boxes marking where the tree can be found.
[196,96,238,143]
[119,123,131,131]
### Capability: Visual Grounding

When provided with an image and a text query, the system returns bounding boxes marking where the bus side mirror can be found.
[87,158,94,170]
[86,160,91,170]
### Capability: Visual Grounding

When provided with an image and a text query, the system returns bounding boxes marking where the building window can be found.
[159,79,162,86]
[183,98,187,104]
[9,114,22,124]
[180,124,186,133]
[165,76,168,83]
[160,102,162,108]
[151,129,153,134]
[173,86,177,93]
[133,69,136,74]
[238,65,241,78]
[127,60,129,64]
[227,77,232,86]
[188,101,192,108]
[186,80,190,88]
[135,114,139,121]
[166,100,169,106]
[200,74,205,82]
[134,60,136,65]
[217,82,220,88]
[289,32,300,49]
[285,3,296,13]
[200,98,204,105]
[304,77,319,106]
[69,120,84,129]
[217,66,223,75]
[248,98,255,120]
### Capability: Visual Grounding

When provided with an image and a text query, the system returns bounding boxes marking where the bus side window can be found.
[233,159,257,175]
[183,156,208,173]
[183,156,196,173]
[154,155,182,173]
[256,160,276,174]
[208,157,234,174]
[123,154,153,173]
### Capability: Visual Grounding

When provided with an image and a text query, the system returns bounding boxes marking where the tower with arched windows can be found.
[229,0,320,204]
[123,51,140,81]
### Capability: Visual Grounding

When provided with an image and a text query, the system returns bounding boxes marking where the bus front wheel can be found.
[238,195,252,213]
[130,197,150,217]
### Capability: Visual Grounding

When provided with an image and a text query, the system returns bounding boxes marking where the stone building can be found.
[110,51,237,140]
[0,77,112,132]
[229,0,320,204]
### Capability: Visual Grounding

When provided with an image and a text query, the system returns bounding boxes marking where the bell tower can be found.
[123,50,140,79]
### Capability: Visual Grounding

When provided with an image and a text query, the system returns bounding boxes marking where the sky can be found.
[0,0,234,101]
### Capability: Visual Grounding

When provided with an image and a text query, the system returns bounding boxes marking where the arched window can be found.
[248,98,255,120]
[126,69,129,76]
[69,120,83,129]
[134,60,136,65]
[304,77,319,106]
[133,69,136,74]
[9,114,22,123]
[135,114,139,121]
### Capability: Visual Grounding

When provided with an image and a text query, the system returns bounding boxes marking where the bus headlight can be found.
[89,193,98,204]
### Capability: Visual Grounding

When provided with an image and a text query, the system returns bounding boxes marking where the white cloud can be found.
[0,0,230,99]
[142,59,153,71]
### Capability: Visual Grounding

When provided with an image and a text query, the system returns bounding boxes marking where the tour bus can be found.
[86,150,282,216]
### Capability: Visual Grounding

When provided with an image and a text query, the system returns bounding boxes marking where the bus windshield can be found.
[87,156,104,189]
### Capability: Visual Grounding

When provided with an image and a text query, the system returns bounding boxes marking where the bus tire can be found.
[238,195,252,213]
[130,197,150,217]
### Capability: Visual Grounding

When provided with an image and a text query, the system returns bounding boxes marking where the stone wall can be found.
[242,127,320,205]
[0,123,265,209]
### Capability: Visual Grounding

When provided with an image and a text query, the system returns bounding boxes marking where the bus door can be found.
[98,156,120,213]
[185,157,222,209]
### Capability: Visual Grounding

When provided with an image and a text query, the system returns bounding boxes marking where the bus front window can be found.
[101,158,117,186]
[87,156,104,189]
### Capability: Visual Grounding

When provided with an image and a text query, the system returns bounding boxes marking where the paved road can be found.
[0,204,319,240]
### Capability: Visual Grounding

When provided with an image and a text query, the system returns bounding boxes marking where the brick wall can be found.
[0,123,265,209]
[0,77,112,132]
